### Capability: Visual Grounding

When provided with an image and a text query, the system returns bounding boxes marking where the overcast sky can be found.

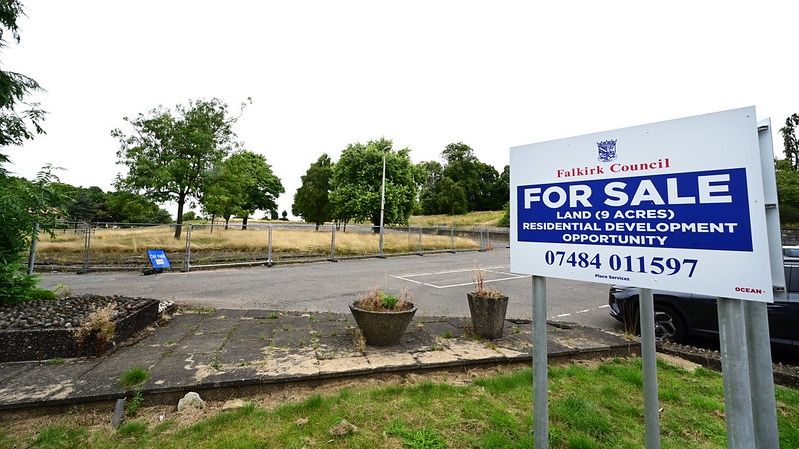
[3,1,798,218]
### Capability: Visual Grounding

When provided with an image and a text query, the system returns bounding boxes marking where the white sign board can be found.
[510,106,772,302]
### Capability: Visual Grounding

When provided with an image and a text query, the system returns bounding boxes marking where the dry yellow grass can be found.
[37,224,479,258]
[407,210,505,227]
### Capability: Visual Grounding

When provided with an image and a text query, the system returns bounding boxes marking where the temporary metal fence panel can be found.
[184,223,331,271]
[29,221,505,273]
[32,222,183,272]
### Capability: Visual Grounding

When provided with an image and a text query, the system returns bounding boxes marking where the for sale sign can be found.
[510,107,772,302]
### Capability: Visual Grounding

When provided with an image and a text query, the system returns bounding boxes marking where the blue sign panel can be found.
[516,168,752,251]
[147,249,171,269]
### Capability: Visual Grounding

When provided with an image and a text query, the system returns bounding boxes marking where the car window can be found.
[786,266,799,298]
[784,248,799,258]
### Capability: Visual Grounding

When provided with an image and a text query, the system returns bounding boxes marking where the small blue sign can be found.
[147,249,171,269]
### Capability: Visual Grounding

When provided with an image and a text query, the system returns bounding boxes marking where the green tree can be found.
[436,176,467,215]
[224,151,284,229]
[416,160,443,215]
[441,142,504,212]
[441,142,479,211]
[63,185,105,223]
[292,153,333,229]
[776,157,799,224]
[0,1,45,160]
[201,162,244,228]
[0,2,59,304]
[0,167,65,303]
[101,191,172,224]
[112,98,246,239]
[780,114,799,171]
[488,164,510,211]
[329,138,419,228]
[202,151,284,229]
[418,143,506,215]
[777,113,799,224]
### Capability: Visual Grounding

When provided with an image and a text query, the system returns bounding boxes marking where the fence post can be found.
[81,221,91,273]
[450,227,455,253]
[183,224,192,272]
[266,225,274,267]
[27,222,39,275]
[328,223,338,262]
[418,226,423,255]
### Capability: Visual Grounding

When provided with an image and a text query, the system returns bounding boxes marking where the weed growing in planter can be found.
[354,286,414,312]
[75,303,117,355]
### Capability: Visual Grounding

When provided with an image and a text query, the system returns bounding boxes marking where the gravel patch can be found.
[658,340,799,388]
[0,295,158,331]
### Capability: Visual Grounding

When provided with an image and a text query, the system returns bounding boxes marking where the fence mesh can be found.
[31,221,509,273]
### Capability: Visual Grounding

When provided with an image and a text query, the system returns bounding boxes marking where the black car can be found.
[608,264,799,354]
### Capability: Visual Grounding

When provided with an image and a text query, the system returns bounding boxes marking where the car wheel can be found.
[652,305,686,342]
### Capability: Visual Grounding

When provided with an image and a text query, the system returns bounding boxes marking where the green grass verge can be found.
[3,358,798,448]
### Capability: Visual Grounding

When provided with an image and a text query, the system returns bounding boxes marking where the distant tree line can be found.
[777,113,799,224]
[292,140,509,229]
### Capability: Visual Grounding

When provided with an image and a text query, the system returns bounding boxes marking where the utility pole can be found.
[378,148,386,257]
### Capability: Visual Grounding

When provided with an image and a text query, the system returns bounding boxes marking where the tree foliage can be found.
[201,150,284,228]
[0,1,45,160]
[777,114,799,224]
[781,114,799,171]
[292,153,333,229]
[112,98,246,238]
[417,142,508,215]
[101,191,172,224]
[436,176,467,215]
[329,138,419,227]
[0,167,66,303]
[201,162,246,227]
[416,160,443,215]
[0,1,60,304]
[225,151,284,229]
[50,184,105,223]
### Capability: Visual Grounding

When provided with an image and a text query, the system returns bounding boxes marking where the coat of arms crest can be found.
[597,140,617,162]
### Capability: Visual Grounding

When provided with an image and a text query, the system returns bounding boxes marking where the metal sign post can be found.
[532,276,547,448]
[744,300,779,448]
[717,297,755,447]
[639,288,660,449]
[740,118,781,448]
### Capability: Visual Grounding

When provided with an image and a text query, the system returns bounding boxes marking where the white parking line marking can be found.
[391,265,527,289]
[550,304,609,320]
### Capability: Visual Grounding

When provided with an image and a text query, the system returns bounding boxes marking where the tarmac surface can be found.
[0,306,638,411]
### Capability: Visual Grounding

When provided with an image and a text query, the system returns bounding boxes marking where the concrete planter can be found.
[349,303,417,346]
[0,298,160,362]
[467,292,509,340]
